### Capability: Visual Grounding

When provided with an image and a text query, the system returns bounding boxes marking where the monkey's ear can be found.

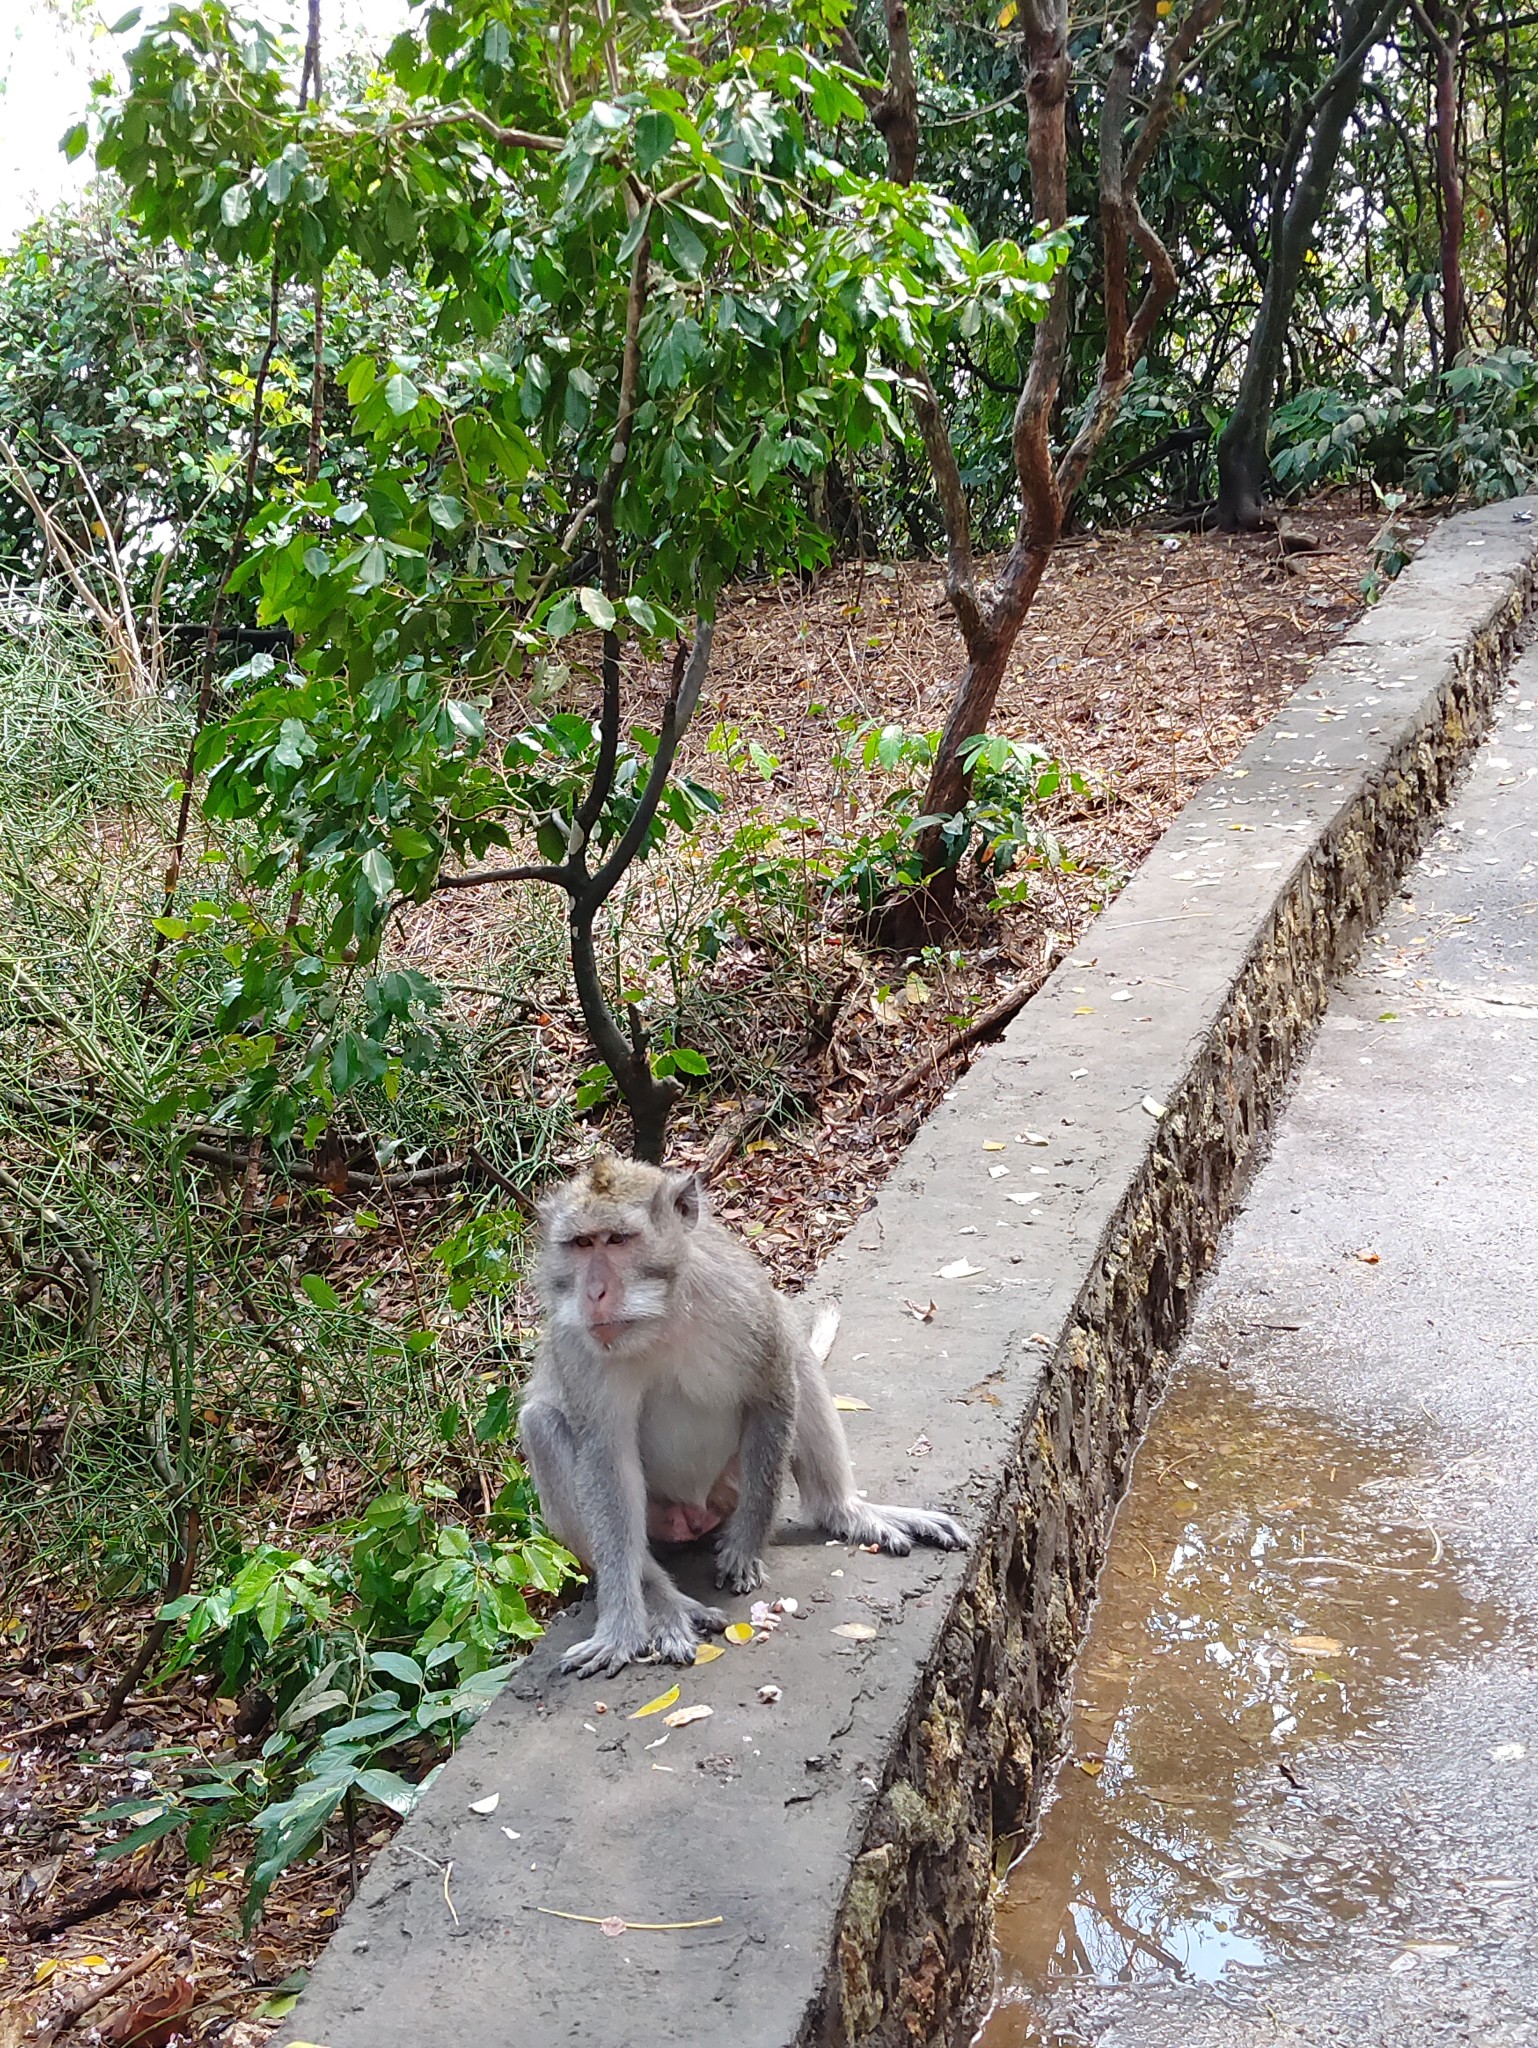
[670,1172,703,1229]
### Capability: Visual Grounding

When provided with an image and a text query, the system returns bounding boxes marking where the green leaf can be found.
[428,492,465,530]
[578,587,616,630]
[659,205,707,277]
[61,122,89,162]
[669,1045,709,1076]
[360,847,396,901]
[369,1650,425,1690]
[299,1274,341,1312]
[220,182,252,228]
[383,371,420,417]
[635,109,676,178]
[354,1767,424,1817]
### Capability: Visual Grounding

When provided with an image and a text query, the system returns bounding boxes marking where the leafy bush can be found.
[830,721,1083,910]
[1270,351,1538,506]
[92,1471,578,1926]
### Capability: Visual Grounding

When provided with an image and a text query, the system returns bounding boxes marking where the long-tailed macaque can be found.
[520,1157,969,1677]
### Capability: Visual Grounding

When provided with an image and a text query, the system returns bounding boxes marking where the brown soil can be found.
[0,493,1427,2045]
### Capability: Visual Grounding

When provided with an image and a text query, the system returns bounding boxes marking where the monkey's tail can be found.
[808,1301,840,1365]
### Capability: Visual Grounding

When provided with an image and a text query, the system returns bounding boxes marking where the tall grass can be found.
[0,605,561,1591]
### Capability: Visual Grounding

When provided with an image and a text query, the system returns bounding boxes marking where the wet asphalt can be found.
[980,650,1538,2048]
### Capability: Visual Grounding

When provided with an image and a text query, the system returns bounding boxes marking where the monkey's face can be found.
[540,1165,702,1354]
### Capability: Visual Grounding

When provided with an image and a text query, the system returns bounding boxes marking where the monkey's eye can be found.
[607,1231,637,1248]
[570,1233,594,1250]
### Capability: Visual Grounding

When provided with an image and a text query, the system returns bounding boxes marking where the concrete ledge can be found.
[288,502,1538,2048]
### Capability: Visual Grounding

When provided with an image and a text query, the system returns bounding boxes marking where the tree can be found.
[1214,0,1404,529]
[843,0,1224,929]
[90,0,1061,1158]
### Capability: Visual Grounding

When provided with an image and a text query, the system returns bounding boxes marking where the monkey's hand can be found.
[714,1540,767,1594]
[561,1621,656,1678]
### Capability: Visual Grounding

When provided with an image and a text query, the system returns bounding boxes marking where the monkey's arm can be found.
[521,1388,657,1678]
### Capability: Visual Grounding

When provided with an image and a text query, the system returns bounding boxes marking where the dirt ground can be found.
[0,493,1428,2045]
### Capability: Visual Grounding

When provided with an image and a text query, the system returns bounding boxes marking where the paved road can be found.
[987,649,1538,2048]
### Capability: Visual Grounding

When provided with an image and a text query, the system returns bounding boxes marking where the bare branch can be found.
[585,622,714,912]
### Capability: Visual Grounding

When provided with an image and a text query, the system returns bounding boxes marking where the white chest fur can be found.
[633,1315,744,1505]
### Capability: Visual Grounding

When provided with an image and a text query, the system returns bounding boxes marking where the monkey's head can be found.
[538,1156,704,1353]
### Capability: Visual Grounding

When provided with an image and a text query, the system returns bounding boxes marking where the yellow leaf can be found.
[630,1684,681,1719]
[1074,1005,1094,1015]
[998,0,1018,21]
[833,1396,870,1412]
[1157,0,1172,12]
[1075,1756,1105,1777]
[832,1622,877,1640]
[692,1643,725,1664]
[724,1622,755,1644]
[982,1140,1007,1152]
[78,1956,110,1969]
[1291,1634,1344,1656]
[35,1960,59,1984]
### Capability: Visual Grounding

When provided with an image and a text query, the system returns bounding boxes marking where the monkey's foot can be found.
[561,1624,655,1678]
[834,1503,971,1554]
[713,1544,767,1594]
[676,1592,728,1635]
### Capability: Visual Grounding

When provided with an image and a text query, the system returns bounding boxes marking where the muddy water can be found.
[978,1365,1513,2046]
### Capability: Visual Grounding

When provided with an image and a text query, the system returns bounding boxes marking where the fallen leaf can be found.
[662,1703,714,1728]
[1142,1096,1167,1118]
[1075,1757,1105,1778]
[724,1623,755,1644]
[1005,1192,1041,1206]
[833,1396,871,1412]
[1290,1635,1344,1656]
[1111,990,1133,1003]
[937,1258,983,1279]
[103,1976,195,2048]
[832,1622,877,1640]
[1074,1005,1095,1015]
[630,1685,682,1719]
[468,1792,500,1814]
[692,1643,725,1664]
[907,1433,932,1457]
[1021,1131,1049,1145]
[501,1826,522,1841]
[982,1140,1007,1152]
[988,1165,1010,1179]
[902,1298,937,1322]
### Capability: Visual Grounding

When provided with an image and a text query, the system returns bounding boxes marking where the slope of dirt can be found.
[0,495,1426,2045]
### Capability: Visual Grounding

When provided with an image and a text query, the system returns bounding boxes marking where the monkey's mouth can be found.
[589,1318,638,1347]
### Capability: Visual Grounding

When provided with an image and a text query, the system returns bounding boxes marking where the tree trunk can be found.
[1429,5,1465,363]
[1216,0,1400,530]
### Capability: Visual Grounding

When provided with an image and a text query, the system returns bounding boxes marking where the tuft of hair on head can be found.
[588,1153,617,1198]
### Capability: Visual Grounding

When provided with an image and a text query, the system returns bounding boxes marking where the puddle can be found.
[977,1367,1512,2047]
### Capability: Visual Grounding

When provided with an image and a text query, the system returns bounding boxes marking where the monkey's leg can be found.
[641,1556,727,1661]
[520,1395,659,1677]
[792,1354,970,1554]
[714,1398,795,1594]
[523,1399,723,1668]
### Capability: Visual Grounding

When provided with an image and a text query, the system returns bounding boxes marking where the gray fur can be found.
[521,1157,968,1676]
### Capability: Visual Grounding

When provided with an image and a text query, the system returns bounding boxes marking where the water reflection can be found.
[979,1367,1510,2044]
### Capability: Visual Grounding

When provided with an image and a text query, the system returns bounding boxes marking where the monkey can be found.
[519,1155,969,1678]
